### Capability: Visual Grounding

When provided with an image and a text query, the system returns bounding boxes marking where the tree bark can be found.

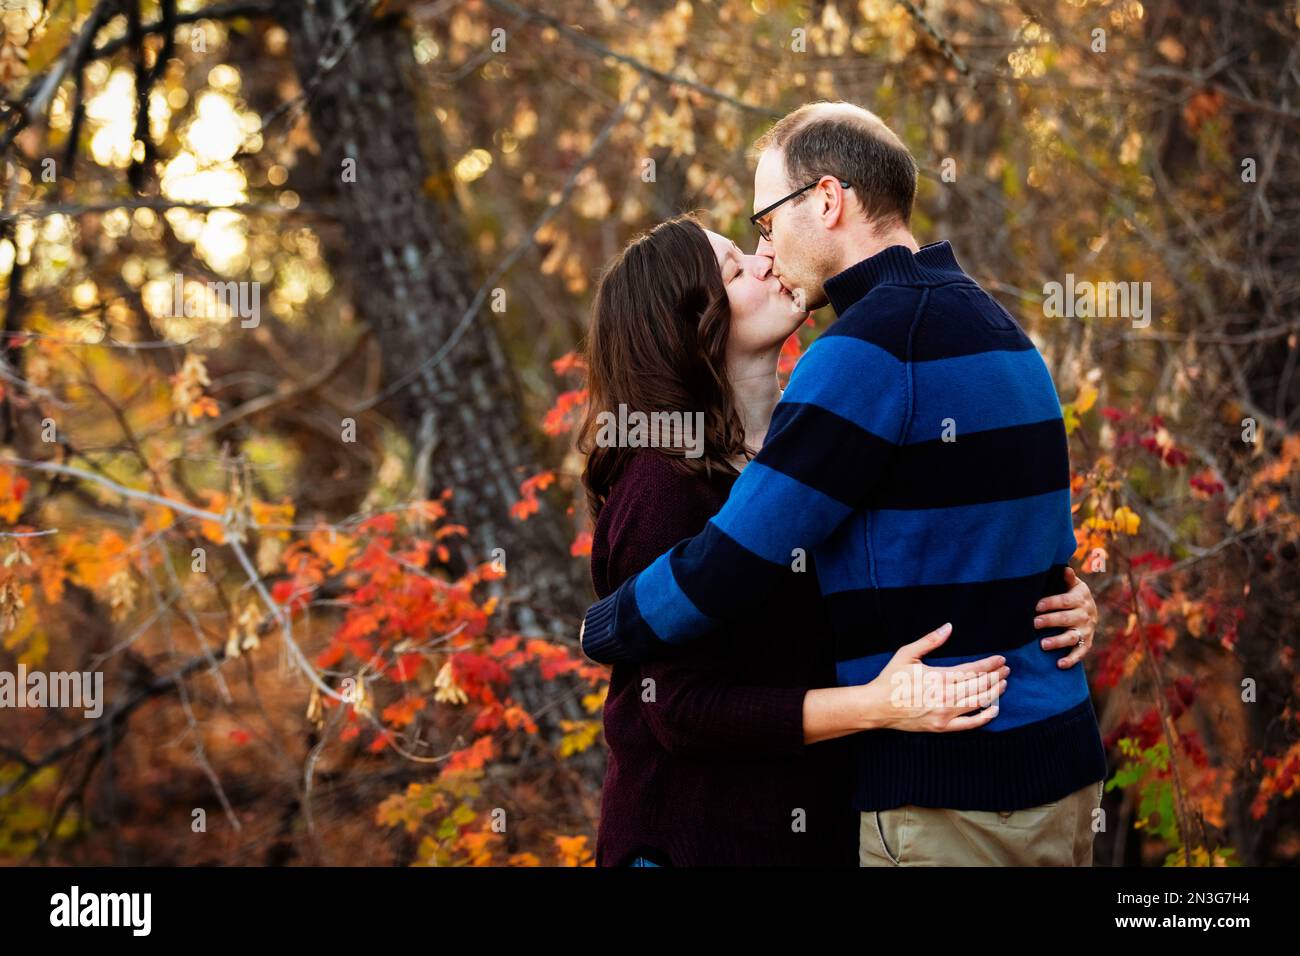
[274,0,601,779]
[273,1,588,628]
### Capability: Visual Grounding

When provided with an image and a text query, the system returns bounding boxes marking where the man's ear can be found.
[818,177,847,229]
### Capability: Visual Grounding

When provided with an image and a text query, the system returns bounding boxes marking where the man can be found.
[580,102,1107,866]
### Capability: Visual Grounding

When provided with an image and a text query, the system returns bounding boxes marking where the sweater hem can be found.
[852,698,1108,811]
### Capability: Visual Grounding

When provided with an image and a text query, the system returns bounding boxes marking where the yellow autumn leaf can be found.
[1082,514,1111,533]
[557,719,601,758]
[1062,403,1081,436]
[251,499,295,541]
[1112,506,1141,535]
[1075,383,1099,415]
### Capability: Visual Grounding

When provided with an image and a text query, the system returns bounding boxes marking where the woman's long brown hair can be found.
[579,214,749,519]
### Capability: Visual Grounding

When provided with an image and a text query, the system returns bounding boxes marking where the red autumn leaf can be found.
[570,529,592,557]
[386,652,425,682]
[541,389,588,436]
[551,351,586,377]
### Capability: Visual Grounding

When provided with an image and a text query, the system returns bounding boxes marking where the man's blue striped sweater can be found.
[580,240,1107,811]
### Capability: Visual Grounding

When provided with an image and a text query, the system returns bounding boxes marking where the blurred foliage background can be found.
[0,0,1297,866]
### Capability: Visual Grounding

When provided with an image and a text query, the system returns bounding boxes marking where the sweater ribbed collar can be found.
[823,240,966,316]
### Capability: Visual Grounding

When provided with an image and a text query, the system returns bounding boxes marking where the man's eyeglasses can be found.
[750,178,851,241]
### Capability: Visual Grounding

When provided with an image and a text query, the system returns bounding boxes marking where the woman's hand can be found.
[1034,566,1098,669]
[858,623,1010,733]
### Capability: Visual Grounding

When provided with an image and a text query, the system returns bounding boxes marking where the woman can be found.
[579,215,1097,866]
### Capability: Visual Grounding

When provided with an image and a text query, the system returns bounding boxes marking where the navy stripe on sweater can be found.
[875,417,1070,509]
[763,403,894,506]
[826,564,1074,660]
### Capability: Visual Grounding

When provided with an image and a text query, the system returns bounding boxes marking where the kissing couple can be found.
[577,101,1108,867]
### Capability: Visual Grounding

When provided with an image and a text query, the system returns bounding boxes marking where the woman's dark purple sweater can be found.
[591,450,857,866]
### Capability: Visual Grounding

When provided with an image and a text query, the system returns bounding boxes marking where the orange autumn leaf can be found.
[60,531,129,591]
[141,503,175,535]
[510,471,556,521]
[382,696,426,728]
[188,396,220,422]
[38,559,67,604]
[541,389,588,436]
[251,499,295,541]
[198,490,229,544]
[308,527,357,572]
[509,496,539,521]
[443,735,495,775]
[0,468,30,524]
[554,834,594,867]
[501,704,538,734]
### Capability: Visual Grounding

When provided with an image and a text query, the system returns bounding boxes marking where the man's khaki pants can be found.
[859,781,1103,866]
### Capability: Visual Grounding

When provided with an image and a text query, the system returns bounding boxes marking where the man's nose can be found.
[755,234,776,260]
[744,253,772,279]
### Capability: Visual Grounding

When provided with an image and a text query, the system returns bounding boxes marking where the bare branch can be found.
[481,0,777,116]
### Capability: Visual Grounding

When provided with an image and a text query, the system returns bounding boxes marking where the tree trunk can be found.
[273,1,588,624]
[274,0,601,779]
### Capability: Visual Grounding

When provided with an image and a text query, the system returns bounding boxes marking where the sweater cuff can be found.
[583,584,677,664]
[580,590,625,664]
[761,686,814,756]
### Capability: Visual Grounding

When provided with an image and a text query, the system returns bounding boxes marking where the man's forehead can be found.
[753,149,787,208]
[754,148,783,182]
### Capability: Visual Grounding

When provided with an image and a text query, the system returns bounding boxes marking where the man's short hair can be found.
[753,102,918,230]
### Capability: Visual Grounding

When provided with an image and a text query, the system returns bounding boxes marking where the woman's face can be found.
[705,229,809,356]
